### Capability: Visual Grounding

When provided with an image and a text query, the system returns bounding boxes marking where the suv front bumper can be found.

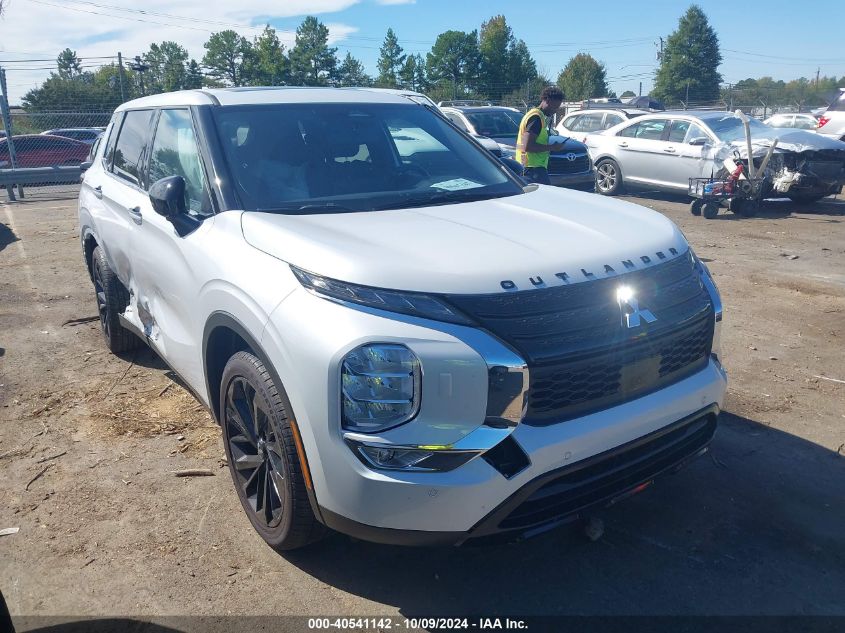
[320,403,719,546]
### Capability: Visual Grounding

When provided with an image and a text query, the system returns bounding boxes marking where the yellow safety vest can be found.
[515,107,550,168]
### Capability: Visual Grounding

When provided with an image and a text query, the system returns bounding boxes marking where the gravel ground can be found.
[1,188,844,624]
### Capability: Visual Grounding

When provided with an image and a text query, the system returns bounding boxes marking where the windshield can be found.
[212,103,522,213]
[705,115,773,142]
[464,110,521,138]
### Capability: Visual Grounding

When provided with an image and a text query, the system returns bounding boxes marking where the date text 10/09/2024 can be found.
[307,618,529,630]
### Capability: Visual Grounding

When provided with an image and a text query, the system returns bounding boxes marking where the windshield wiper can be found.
[266,202,365,214]
[384,189,516,210]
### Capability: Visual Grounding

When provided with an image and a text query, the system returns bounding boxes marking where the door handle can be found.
[127,206,143,225]
[663,147,676,153]
[92,185,103,199]
[618,142,628,148]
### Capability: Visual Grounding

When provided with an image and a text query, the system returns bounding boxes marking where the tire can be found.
[689,199,703,216]
[595,159,623,195]
[91,246,142,353]
[220,351,325,551]
[702,202,719,219]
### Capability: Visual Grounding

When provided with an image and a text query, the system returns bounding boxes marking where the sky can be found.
[0,0,843,104]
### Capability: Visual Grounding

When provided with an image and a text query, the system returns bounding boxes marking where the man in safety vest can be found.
[515,86,566,185]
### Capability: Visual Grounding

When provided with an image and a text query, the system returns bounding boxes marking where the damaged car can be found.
[585,110,845,202]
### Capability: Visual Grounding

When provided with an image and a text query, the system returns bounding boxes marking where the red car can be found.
[0,134,90,168]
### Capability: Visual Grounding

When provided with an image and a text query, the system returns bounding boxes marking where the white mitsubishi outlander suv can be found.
[78,87,726,550]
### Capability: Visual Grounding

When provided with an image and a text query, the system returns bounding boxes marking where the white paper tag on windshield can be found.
[431,178,483,191]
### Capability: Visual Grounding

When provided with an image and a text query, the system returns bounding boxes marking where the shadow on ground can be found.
[0,221,19,253]
[283,412,845,616]
[624,190,845,221]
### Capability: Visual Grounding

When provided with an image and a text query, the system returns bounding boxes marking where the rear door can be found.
[614,118,672,185]
[97,109,155,286]
[129,108,215,388]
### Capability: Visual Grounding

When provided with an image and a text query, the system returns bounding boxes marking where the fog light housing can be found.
[348,440,480,472]
[341,343,421,433]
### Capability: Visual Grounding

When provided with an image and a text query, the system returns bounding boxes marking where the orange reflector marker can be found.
[289,418,313,491]
[631,481,653,495]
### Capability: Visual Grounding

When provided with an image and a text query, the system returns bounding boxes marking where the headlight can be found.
[291,266,472,325]
[341,344,421,433]
[692,250,724,362]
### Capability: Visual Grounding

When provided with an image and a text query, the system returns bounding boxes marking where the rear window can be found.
[111,109,154,188]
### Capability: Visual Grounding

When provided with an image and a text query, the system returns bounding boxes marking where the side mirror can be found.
[688,137,708,146]
[149,175,186,218]
[79,160,92,172]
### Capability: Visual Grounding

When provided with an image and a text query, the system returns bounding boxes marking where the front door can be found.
[129,108,215,392]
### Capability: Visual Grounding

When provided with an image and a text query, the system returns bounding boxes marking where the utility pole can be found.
[638,81,642,97]
[0,66,24,200]
[129,55,149,96]
[656,37,664,61]
[816,67,820,88]
[0,68,23,202]
[117,52,126,102]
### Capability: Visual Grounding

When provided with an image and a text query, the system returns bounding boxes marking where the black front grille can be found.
[548,154,591,175]
[497,410,717,531]
[443,253,714,424]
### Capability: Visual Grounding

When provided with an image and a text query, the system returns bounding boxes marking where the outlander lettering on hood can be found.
[500,247,682,291]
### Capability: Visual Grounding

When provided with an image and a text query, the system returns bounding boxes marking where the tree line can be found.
[16,5,845,116]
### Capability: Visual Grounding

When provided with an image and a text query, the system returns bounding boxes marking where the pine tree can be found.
[57,49,83,80]
[288,16,338,86]
[377,28,406,88]
[202,30,252,87]
[337,52,372,87]
[652,5,723,105]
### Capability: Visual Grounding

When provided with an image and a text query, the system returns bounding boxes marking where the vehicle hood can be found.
[241,187,688,295]
[734,128,845,156]
[495,134,588,155]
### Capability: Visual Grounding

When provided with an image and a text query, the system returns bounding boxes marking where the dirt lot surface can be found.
[1,188,844,623]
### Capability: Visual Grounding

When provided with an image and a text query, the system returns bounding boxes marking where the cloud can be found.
[375,0,417,4]
[0,0,361,102]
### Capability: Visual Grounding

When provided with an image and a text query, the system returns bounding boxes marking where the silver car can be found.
[763,113,819,130]
[586,110,845,202]
[556,108,649,141]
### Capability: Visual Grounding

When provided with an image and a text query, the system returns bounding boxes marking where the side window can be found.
[572,113,603,132]
[667,119,691,143]
[445,113,469,133]
[562,114,580,130]
[683,123,709,144]
[635,119,668,140]
[604,113,624,128]
[14,137,35,152]
[148,109,210,216]
[111,109,154,188]
[103,115,122,169]
[617,121,641,138]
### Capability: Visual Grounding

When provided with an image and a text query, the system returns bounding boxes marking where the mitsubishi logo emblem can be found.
[565,152,577,162]
[616,286,657,328]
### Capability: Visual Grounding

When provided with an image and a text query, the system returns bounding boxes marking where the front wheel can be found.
[702,202,720,219]
[220,351,325,551]
[595,159,623,195]
[689,199,703,216]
